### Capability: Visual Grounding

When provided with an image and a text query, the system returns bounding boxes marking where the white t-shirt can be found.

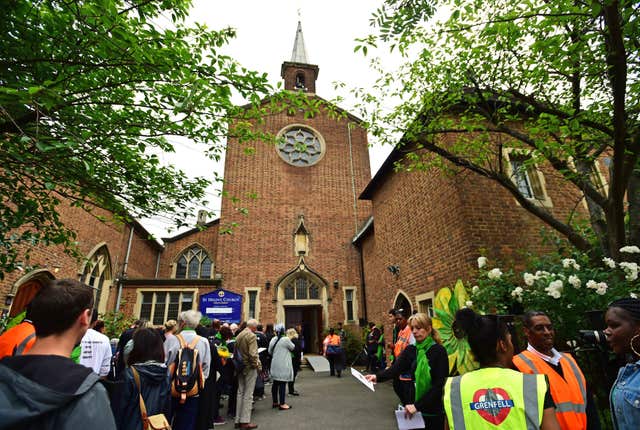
[79,328,112,376]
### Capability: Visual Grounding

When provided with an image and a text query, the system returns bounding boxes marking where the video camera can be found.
[578,329,608,348]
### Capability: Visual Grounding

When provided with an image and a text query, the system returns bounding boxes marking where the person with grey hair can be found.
[269,325,295,410]
[234,319,261,429]
[164,310,211,430]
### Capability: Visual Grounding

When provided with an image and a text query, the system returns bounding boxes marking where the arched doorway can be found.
[275,259,329,353]
[80,245,113,314]
[393,291,412,315]
[9,270,55,317]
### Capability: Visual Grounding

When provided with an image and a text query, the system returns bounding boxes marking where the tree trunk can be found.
[628,163,640,263]
[576,160,608,256]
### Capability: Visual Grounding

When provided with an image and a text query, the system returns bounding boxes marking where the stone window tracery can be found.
[283,276,320,300]
[175,245,212,279]
[277,126,324,167]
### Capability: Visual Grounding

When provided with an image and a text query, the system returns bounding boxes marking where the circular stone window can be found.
[276,125,325,167]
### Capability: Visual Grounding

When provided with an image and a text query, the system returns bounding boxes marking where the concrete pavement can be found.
[216,368,399,429]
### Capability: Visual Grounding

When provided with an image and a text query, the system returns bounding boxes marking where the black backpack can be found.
[170,334,204,403]
[232,343,245,373]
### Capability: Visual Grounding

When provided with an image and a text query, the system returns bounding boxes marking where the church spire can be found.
[290,21,309,64]
[281,21,319,93]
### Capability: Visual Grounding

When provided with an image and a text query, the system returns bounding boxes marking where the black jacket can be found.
[376,342,448,415]
[113,362,170,430]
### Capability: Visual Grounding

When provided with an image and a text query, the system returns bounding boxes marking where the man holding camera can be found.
[513,311,593,430]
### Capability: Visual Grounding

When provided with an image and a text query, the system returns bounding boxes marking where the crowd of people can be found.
[1,278,640,430]
[0,279,306,430]
[363,302,640,430]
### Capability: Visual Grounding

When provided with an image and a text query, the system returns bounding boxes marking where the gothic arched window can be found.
[80,246,112,313]
[283,276,321,300]
[175,245,212,279]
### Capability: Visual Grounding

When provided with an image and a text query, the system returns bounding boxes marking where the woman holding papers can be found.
[365,312,448,429]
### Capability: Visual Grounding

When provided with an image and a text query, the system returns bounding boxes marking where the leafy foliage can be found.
[356,0,640,259]
[0,0,294,277]
[471,250,640,345]
[0,310,26,335]
[101,309,136,339]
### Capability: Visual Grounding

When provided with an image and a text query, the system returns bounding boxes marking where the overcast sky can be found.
[141,0,397,238]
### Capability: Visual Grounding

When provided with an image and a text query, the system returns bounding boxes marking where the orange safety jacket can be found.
[393,325,412,359]
[323,334,341,354]
[0,320,36,359]
[513,350,587,430]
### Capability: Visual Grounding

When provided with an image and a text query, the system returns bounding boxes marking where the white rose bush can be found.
[470,249,639,344]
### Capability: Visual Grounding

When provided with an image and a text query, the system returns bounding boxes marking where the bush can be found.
[471,248,639,346]
[101,310,136,339]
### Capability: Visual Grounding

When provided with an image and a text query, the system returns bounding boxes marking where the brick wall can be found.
[217,102,372,326]
[359,147,591,343]
[1,199,160,315]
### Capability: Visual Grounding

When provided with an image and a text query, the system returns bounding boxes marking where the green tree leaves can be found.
[0,0,278,277]
[357,0,640,260]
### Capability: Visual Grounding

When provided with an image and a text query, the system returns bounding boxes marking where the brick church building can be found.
[0,23,599,353]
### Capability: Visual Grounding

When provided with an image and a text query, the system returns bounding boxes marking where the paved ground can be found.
[216,367,399,429]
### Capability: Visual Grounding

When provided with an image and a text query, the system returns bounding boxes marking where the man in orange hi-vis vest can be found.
[513,311,592,430]
[0,307,35,359]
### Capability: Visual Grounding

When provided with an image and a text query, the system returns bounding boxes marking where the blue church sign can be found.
[199,289,243,324]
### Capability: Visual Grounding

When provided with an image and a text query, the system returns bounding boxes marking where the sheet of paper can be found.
[350,367,375,392]
[395,410,426,430]
[258,347,266,353]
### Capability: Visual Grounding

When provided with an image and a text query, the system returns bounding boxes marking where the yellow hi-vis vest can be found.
[444,367,546,430]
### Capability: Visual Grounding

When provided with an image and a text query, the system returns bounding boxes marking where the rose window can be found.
[277,127,324,166]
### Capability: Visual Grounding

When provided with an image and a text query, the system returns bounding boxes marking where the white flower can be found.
[562,258,580,270]
[603,257,617,269]
[477,256,487,269]
[620,246,640,254]
[511,287,524,302]
[568,275,581,288]
[487,268,502,280]
[631,293,638,299]
[535,270,550,278]
[465,300,473,308]
[586,280,598,289]
[548,289,562,299]
[549,279,563,290]
[472,286,480,294]
[523,273,536,286]
[545,280,563,299]
[595,283,608,295]
[620,262,639,281]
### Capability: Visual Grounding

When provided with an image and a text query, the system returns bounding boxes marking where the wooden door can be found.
[10,279,44,317]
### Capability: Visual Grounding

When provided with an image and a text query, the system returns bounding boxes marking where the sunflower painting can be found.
[432,280,479,375]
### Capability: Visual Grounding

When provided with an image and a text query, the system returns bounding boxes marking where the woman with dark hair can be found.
[366,312,448,429]
[114,328,170,430]
[605,297,640,429]
[443,308,560,430]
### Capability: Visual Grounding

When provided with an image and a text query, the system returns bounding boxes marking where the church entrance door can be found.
[284,305,322,354]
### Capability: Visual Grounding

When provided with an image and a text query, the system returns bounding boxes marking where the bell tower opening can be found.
[281,21,319,93]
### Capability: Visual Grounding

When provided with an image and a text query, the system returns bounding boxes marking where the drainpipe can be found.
[154,249,161,278]
[358,244,368,323]
[347,122,359,233]
[116,223,135,311]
